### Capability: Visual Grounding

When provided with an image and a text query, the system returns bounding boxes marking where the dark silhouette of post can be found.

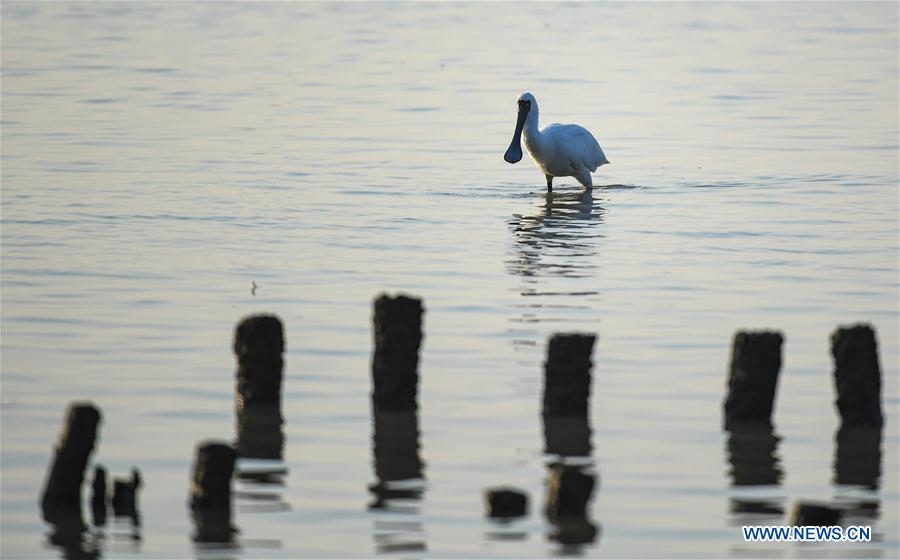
[111,468,142,520]
[234,314,285,459]
[371,294,424,412]
[485,488,528,519]
[189,441,237,544]
[723,331,783,430]
[543,333,596,418]
[41,402,102,521]
[90,466,107,527]
[831,324,883,429]
[830,324,883,491]
[544,416,592,457]
[190,441,235,510]
[234,314,284,407]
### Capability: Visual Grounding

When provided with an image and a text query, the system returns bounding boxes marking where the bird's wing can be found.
[542,123,607,172]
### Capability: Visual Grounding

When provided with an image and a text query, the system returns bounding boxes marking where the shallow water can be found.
[2,2,898,558]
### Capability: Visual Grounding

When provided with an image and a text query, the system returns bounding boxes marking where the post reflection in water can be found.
[724,426,785,523]
[225,402,288,553]
[368,409,426,554]
[834,425,882,490]
[44,508,101,560]
[833,425,883,534]
[543,414,599,551]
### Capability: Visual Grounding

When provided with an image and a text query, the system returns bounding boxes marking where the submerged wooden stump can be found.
[41,402,102,521]
[543,333,596,418]
[371,294,424,412]
[90,466,107,527]
[190,442,237,544]
[485,487,528,519]
[111,468,142,519]
[189,441,236,511]
[831,324,882,429]
[723,331,783,430]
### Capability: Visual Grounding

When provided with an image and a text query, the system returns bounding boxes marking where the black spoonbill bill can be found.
[504,92,609,191]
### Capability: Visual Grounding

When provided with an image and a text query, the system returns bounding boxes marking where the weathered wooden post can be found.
[543,333,596,418]
[723,331,783,430]
[371,294,424,412]
[234,314,285,460]
[190,441,235,509]
[831,324,883,429]
[90,466,107,527]
[189,441,237,543]
[831,324,883,490]
[234,314,284,407]
[40,402,102,521]
[111,468,142,519]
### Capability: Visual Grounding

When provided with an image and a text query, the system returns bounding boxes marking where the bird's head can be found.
[505,92,537,164]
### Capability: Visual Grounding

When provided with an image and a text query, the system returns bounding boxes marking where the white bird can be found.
[504,92,609,191]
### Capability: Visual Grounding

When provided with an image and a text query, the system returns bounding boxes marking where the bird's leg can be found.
[545,174,553,192]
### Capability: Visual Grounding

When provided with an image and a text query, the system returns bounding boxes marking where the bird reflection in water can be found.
[507,190,605,282]
[368,409,426,554]
[507,190,606,371]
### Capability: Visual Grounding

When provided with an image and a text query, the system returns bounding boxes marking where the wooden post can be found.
[723,331,783,430]
[371,294,424,412]
[234,314,285,460]
[234,314,284,408]
[189,441,236,510]
[831,324,883,428]
[90,465,107,527]
[543,333,596,418]
[111,468,142,519]
[485,487,528,519]
[41,402,102,520]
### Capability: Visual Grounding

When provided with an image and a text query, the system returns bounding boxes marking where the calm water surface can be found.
[2,2,898,558]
